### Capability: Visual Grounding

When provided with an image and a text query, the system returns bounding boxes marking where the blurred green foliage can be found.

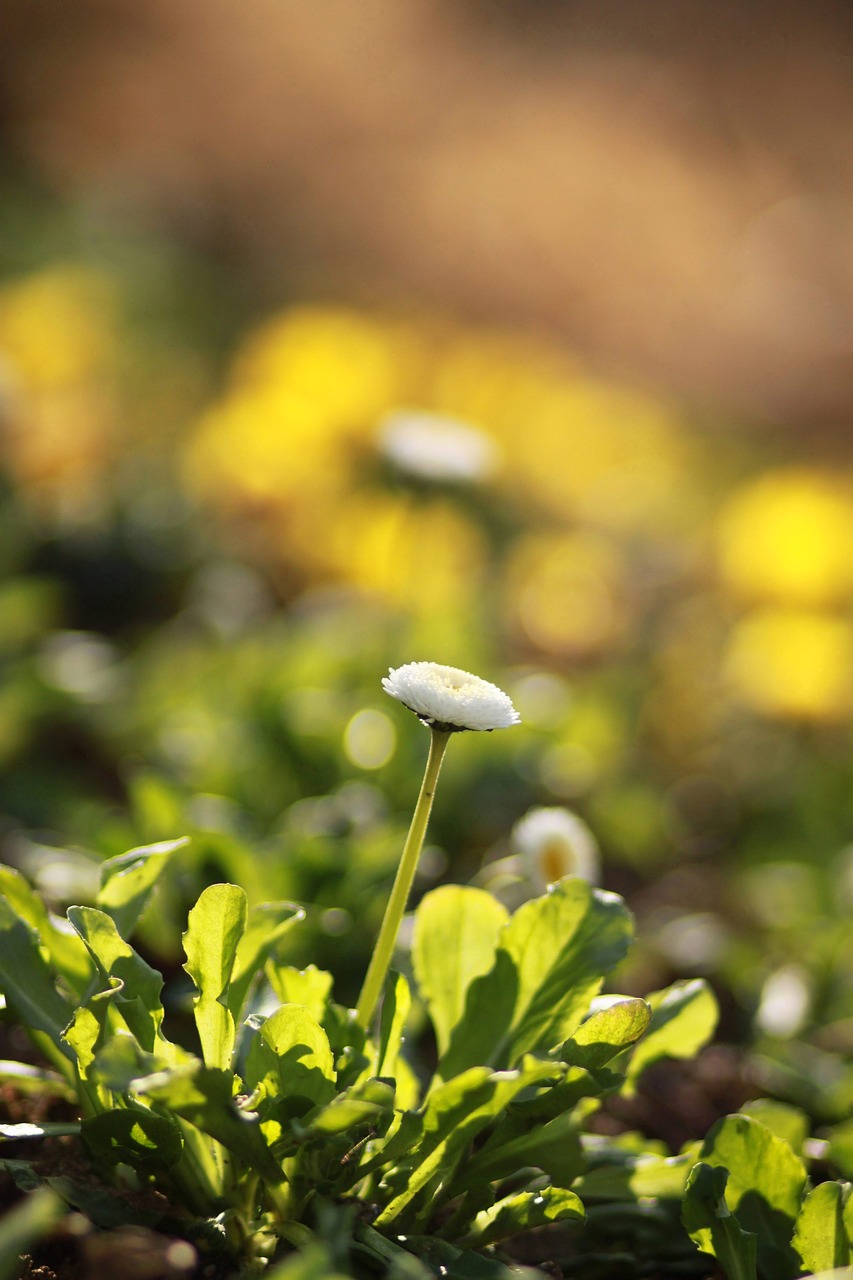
[0,163,852,1135]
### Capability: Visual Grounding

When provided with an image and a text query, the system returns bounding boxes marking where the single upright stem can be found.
[355,727,451,1030]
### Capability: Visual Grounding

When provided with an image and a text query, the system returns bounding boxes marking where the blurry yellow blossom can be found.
[724,607,853,721]
[429,329,693,528]
[326,493,486,618]
[509,381,694,531]
[0,265,118,510]
[0,265,116,390]
[507,531,625,656]
[230,305,425,422]
[717,468,853,606]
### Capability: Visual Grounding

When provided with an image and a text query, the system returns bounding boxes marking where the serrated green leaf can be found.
[183,884,247,1071]
[682,1163,758,1280]
[82,1107,183,1171]
[245,1004,336,1117]
[98,838,188,939]
[67,906,165,1052]
[267,965,333,1023]
[0,898,74,1064]
[459,1185,584,1249]
[437,882,633,1079]
[627,979,718,1086]
[376,970,410,1083]
[230,901,305,1022]
[793,1181,851,1274]
[562,998,651,1070]
[412,886,509,1057]
[699,1113,807,1279]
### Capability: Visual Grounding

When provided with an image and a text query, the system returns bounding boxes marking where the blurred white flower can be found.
[756,964,811,1038]
[512,806,600,891]
[379,410,500,484]
[382,661,520,732]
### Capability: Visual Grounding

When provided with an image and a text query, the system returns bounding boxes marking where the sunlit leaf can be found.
[562,998,651,1070]
[183,884,247,1071]
[740,1099,809,1156]
[376,970,410,1083]
[627,980,718,1086]
[230,901,305,1022]
[376,1057,556,1229]
[245,1004,336,1116]
[699,1113,807,1279]
[412,886,508,1056]
[438,881,633,1078]
[67,906,165,1052]
[0,898,74,1064]
[0,866,90,994]
[682,1162,758,1280]
[792,1181,851,1275]
[459,1186,584,1249]
[267,965,333,1024]
[98,838,189,939]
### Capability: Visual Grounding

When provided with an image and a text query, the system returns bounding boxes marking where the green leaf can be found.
[81,1107,183,1171]
[0,1061,73,1100]
[98,838,188,939]
[376,1057,556,1229]
[245,1004,337,1117]
[267,965,333,1024]
[459,1186,584,1249]
[0,898,74,1063]
[412,886,509,1057]
[0,1185,64,1280]
[562,998,651,1070]
[740,1100,809,1156]
[627,980,718,1086]
[230,901,305,1022]
[183,884,247,1071]
[265,1242,353,1280]
[438,881,634,1078]
[136,1062,284,1185]
[575,1147,696,1200]
[699,1113,807,1279]
[682,1163,758,1280]
[297,1077,395,1142]
[793,1181,851,1274]
[446,1104,583,1198]
[0,866,90,994]
[67,906,165,1052]
[376,970,411,1083]
[0,1123,80,1141]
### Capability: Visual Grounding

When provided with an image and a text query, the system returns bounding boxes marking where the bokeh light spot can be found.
[344,708,396,770]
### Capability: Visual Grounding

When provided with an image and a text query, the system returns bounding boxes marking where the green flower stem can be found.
[355,726,451,1030]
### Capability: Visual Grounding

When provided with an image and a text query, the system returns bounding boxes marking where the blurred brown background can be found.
[1,0,852,427]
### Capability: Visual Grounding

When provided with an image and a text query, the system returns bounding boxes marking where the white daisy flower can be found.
[382,662,520,733]
[512,806,600,891]
[379,411,500,485]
